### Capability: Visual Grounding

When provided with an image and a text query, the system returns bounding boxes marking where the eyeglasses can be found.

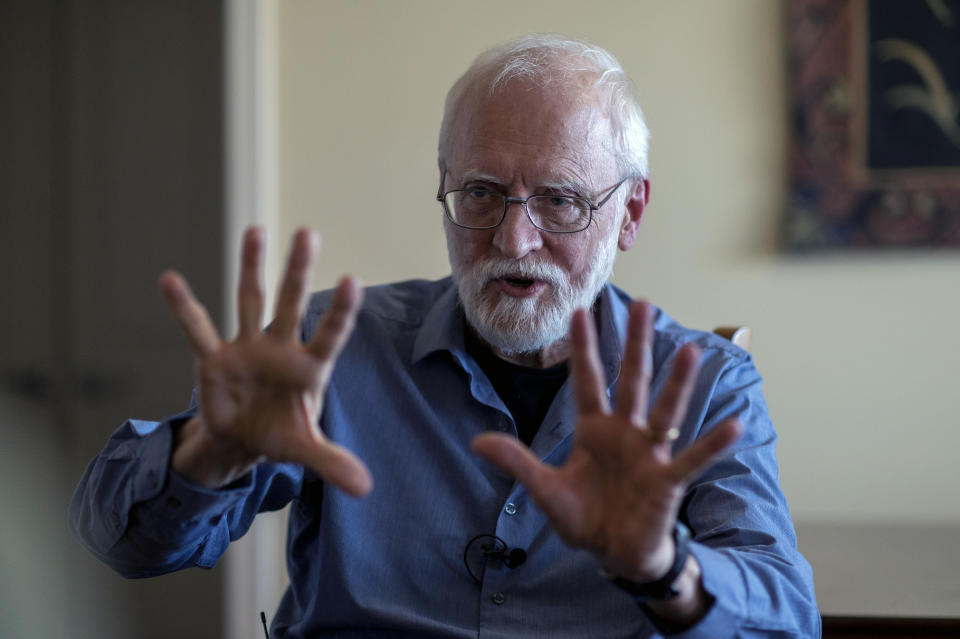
[437,172,630,234]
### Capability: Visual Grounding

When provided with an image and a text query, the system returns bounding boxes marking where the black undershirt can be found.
[466,330,569,446]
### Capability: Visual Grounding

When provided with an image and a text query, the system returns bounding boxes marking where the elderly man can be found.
[71,36,819,638]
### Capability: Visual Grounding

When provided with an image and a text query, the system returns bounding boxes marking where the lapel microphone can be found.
[491,545,527,567]
[463,534,527,584]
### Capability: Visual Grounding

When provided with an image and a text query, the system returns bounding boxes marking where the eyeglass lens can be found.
[444,190,591,232]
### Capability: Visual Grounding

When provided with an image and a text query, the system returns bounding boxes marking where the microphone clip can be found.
[463,534,527,584]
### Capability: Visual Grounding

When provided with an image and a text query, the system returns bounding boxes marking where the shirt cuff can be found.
[134,464,255,540]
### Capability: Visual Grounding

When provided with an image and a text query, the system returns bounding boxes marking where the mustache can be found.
[472,258,565,289]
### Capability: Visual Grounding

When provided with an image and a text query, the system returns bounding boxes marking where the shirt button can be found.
[492,592,506,605]
[504,502,517,516]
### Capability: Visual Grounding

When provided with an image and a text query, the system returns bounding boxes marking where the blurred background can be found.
[2,1,958,637]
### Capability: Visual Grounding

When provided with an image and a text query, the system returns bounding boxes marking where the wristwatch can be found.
[603,521,691,604]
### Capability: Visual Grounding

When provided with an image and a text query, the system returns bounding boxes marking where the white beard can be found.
[449,231,619,356]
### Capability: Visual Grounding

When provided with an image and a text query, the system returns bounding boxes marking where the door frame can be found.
[223,2,286,638]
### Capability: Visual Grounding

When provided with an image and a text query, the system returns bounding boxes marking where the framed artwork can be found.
[785,0,960,250]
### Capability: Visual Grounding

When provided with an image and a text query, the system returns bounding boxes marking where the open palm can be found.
[473,302,740,581]
[160,227,371,496]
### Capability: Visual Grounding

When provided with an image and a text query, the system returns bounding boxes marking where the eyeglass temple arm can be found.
[436,169,447,200]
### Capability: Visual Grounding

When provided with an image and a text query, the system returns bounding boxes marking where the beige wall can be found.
[276,0,960,525]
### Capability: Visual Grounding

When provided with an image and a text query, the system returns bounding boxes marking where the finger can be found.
[615,301,653,425]
[237,226,265,339]
[300,440,373,498]
[570,308,609,416]
[473,434,573,533]
[307,276,364,363]
[472,432,551,490]
[271,228,318,339]
[668,418,742,483]
[646,344,700,443]
[159,270,221,357]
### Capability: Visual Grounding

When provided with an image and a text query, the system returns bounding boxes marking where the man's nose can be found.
[492,201,543,259]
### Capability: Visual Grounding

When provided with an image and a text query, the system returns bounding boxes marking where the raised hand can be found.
[160,226,372,496]
[472,301,741,583]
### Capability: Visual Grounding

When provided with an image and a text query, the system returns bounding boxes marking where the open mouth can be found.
[494,274,544,297]
[503,276,534,289]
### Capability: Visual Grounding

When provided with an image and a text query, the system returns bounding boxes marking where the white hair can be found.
[438,34,650,179]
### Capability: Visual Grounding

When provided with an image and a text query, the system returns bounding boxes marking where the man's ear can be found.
[618,178,650,251]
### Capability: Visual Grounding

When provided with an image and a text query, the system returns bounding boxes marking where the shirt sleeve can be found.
[68,414,303,578]
[656,347,820,639]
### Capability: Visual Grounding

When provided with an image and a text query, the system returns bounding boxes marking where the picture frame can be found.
[785,0,960,250]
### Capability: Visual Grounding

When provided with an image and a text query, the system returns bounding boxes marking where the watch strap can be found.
[605,521,691,604]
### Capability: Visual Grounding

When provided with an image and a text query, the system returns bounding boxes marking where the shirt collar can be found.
[411,278,468,365]
[596,281,629,389]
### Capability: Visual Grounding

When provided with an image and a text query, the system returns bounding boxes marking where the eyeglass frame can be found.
[436,171,632,234]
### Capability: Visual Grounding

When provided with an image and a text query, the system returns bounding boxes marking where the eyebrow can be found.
[457,171,589,196]
[458,171,502,185]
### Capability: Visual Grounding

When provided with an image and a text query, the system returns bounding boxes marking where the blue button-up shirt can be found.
[70,278,819,638]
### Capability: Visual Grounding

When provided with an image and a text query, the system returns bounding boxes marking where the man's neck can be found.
[493,336,572,369]
[465,297,605,369]
[466,325,573,369]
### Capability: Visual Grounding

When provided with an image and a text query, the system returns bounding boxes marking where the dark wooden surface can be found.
[823,616,960,638]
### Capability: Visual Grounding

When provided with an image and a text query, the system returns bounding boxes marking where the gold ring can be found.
[645,426,680,444]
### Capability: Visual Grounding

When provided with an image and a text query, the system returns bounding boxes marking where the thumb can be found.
[298,440,373,498]
[472,432,545,488]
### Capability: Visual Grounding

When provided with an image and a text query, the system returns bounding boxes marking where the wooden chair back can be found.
[712,326,752,351]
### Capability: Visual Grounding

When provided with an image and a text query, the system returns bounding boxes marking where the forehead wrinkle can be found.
[456,143,599,190]
[447,84,618,195]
